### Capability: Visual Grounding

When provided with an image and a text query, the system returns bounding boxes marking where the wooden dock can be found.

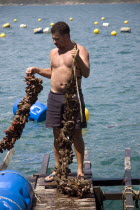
[1,148,140,209]
[29,150,96,210]
[28,148,140,210]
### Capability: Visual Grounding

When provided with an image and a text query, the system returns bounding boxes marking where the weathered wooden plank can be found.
[103,192,122,200]
[39,154,50,175]
[0,148,15,171]
[34,150,96,210]
[84,149,92,171]
[123,148,134,210]
[94,186,104,210]
[93,178,140,186]
[28,175,38,189]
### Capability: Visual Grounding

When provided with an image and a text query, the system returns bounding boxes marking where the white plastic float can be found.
[20,24,27,28]
[120,27,131,33]
[102,23,110,27]
[43,27,50,33]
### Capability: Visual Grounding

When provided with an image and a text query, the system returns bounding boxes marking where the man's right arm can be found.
[26,67,51,79]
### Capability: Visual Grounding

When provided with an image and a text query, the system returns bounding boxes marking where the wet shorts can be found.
[46,90,87,129]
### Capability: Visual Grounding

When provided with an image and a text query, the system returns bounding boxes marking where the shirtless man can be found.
[26,22,90,181]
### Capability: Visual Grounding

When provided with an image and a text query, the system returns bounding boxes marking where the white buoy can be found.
[120,27,131,33]
[20,24,27,28]
[43,27,50,33]
[102,23,109,27]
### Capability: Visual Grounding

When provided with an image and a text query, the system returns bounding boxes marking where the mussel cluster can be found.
[0,74,43,153]
[55,75,91,198]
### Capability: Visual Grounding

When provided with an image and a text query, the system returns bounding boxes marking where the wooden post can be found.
[39,154,50,176]
[123,148,134,210]
[94,186,104,210]
[84,149,91,170]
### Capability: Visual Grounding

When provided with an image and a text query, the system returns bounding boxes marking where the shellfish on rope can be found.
[0,74,43,153]
[54,70,91,198]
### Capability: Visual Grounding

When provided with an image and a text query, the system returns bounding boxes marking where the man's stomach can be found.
[50,68,72,93]
[50,67,81,93]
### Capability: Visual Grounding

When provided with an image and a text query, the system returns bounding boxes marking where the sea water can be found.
[0,3,140,209]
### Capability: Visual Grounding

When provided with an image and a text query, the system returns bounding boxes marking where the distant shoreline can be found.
[0,1,140,6]
[0,2,140,6]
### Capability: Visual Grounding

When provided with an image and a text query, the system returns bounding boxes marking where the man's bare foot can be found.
[77,170,85,180]
[44,171,56,182]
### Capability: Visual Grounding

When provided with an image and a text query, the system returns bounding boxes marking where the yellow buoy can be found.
[124,20,128,24]
[50,23,55,26]
[38,18,42,21]
[13,19,17,22]
[111,31,117,36]
[93,29,100,34]
[0,33,6,37]
[85,108,90,122]
[69,18,73,21]
[2,23,10,28]
[94,21,99,25]
[101,17,105,20]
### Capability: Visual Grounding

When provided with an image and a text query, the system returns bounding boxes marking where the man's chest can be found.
[51,51,73,68]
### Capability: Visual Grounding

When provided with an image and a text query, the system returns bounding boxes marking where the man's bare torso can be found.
[50,47,81,93]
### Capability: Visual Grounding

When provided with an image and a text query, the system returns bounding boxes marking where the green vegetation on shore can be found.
[0,0,140,5]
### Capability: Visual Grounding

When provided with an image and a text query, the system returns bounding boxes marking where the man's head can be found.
[51,21,70,36]
[51,22,71,50]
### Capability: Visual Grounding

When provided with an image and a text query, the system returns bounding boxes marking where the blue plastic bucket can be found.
[0,170,34,210]
[13,98,47,122]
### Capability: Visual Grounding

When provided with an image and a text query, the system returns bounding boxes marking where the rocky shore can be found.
[0,0,140,5]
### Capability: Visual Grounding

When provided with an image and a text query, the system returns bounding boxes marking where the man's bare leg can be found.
[45,128,85,181]
[53,128,61,168]
[45,128,61,181]
[73,129,85,177]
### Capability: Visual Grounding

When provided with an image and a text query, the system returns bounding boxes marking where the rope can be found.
[72,43,83,122]
[122,186,134,210]
[122,185,140,209]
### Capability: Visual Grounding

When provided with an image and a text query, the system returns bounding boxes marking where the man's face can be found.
[52,32,68,50]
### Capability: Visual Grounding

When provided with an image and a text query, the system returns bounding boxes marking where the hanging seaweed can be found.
[0,74,43,153]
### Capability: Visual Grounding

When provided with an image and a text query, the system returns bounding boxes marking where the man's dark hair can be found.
[51,21,70,35]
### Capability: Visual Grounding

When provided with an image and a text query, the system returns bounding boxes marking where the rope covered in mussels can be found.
[0,74,43,153]
[55,74,91,198]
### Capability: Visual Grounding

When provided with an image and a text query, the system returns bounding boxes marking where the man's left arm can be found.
[72,46,90,78]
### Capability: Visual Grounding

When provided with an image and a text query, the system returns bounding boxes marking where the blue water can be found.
[0,3,140,209]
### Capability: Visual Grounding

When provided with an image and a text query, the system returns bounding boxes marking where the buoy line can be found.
[0,74,43,153]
